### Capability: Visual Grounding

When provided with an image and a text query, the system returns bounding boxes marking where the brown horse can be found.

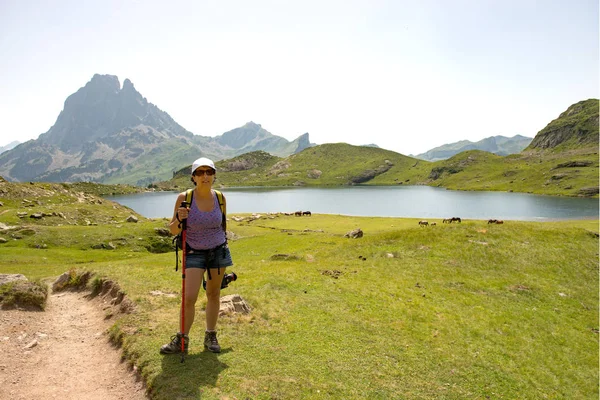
[418,220,429,227]
[444,217,462,223]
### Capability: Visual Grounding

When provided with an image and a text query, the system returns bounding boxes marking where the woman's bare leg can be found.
[204,268,225,330]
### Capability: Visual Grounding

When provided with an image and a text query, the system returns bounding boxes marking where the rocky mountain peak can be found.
[0,74,313,184]
[527,99,599,150]
[217,122,269,149]
[294,133,311,152]
[122,78,134,90]
[90,73,120,90]
[37,74,182,151]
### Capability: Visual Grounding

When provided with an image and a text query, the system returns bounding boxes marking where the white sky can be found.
[1,0,598,155]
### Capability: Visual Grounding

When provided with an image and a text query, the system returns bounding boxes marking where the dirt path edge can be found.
[0,275,148,400]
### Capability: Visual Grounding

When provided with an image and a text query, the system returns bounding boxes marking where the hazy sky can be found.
[1,0,598,155]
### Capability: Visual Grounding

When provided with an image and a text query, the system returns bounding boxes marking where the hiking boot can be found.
[160,333,189,354]
[204,330,221,353]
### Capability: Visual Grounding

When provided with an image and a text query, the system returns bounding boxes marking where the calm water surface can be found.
[107,186,599,221]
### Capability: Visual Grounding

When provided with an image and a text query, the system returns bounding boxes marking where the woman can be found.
[160,157,232,354]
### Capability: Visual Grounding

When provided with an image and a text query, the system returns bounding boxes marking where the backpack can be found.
[174,189,227,271]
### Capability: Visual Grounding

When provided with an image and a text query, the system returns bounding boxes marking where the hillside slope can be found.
[527,99,599,150]
[156,144,433,191]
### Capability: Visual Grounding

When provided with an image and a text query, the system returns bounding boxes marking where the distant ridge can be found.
[215,122,312,157]
[413,135,533,161]
[0,141,20,155]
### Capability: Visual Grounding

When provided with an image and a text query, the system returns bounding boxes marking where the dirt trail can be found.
[0,290,148,400]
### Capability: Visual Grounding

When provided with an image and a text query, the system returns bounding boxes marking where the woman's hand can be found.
[177,206,190,222]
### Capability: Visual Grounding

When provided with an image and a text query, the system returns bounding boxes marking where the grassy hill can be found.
[423,148,599,197]
[154,142,598,197]
[150,99,599,198]
[156,144,433,189]
[0,177,597,399]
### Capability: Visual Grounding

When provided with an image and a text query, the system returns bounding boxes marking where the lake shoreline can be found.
[148,184,600,199]
[108,186,599,221]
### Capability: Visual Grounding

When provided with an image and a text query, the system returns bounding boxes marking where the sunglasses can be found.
[194,168,215,176]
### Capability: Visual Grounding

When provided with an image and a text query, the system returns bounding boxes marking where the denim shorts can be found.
[185,243,233,270]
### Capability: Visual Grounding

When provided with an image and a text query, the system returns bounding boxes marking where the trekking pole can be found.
[179,201,189,363]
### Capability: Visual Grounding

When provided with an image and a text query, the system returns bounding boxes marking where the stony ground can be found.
[0,290,148,400]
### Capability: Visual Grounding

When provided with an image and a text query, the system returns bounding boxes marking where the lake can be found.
[106,186,599,221]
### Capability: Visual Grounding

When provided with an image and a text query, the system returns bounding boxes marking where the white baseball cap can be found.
[191,157,216,174]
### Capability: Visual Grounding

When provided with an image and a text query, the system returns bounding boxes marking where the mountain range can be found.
[0,74,313,186]
[160,98,598,198]
[0,73,597,192]
[413,135,533,161]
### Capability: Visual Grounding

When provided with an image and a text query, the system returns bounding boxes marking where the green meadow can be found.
[0,181,598,399]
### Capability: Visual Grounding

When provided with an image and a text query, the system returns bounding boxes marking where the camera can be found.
[203,272,237,290]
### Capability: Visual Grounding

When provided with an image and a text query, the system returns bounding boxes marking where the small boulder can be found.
[219,294,251,316]
[154,227,171,237]
[52,272,70,291]
[344,228,363,239]
[226,230,239,241]
[126,215,138,223]
[0,274,28,286]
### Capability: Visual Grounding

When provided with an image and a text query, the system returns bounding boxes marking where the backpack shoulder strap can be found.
[185,188,194,205]
[213,190,227,232]
[213,190,224,213]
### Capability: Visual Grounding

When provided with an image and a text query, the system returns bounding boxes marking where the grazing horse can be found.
[430,222,437,226]
[302,211,312,216]
[488,219,497,224]
[444,217,461,223]
[443,218,451,224]
[418,220,429,227]
[294,211,302,217]
[495,220,504,224]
